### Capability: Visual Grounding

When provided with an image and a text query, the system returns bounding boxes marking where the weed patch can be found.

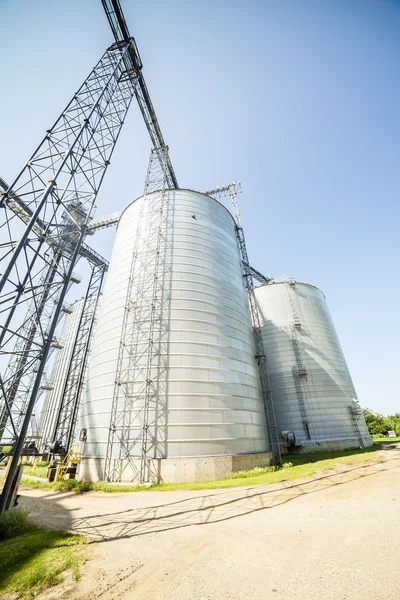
[0,510,88,598]
[0,508,37,540]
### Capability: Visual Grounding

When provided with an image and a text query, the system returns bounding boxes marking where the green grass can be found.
[0,509,88,599]
[372,436,400,445]
[18,443,389,494]
[20,477,53,491]
[148,445,385,491]
[22,462,49,478]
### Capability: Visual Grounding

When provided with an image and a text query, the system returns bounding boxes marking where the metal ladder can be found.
[348,403,365,448]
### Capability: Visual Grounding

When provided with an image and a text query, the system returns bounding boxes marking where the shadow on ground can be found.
[20,449,400,544]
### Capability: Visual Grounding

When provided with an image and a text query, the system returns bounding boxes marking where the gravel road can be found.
[20,446,400,600]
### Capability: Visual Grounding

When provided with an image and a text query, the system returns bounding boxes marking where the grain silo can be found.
[255,280,372,452]
[79,189,271,483]
[38,299,84,447]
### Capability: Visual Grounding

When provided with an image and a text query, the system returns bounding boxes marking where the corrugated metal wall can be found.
[255,281,371,448]
[80,190,268,472]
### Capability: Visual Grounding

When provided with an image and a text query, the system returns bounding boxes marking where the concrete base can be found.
[78,451,272,484]
[284,436,374,454]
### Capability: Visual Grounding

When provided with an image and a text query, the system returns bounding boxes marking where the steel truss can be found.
[0,39,139,515]
[101,0,178,189]
[50,261,105,451]
[229,187,282,466]
[204,183,273,285]
[0,40,135,443]
[87,212,121,231]
[0,176,109,447]
[105,147,172,483]
[0,253,78,443]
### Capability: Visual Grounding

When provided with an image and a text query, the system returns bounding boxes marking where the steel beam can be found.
[0,177,109,270]
[101,0,178,189]
[87,212,121,231]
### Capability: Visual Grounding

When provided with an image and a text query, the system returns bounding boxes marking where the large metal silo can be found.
[255,281,372,452]
[79,189,270,483]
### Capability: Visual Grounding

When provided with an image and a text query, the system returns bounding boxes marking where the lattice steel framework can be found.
[101,0,178,189]
[0,40,136,443]
[204,183,273,285]
[0,39,140,516]
[50,262,105,451]
[105,147,173,483]
[0,174,108,447]
[229,186,282,466]
[0,253,65,443]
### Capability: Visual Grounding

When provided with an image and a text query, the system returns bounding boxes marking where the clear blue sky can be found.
[0,0,399,415]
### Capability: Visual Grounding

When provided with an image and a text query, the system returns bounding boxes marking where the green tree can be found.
[363,410,390,436]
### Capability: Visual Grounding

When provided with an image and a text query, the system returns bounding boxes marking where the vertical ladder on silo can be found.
[348,404,364,448]
[286,281,311,439]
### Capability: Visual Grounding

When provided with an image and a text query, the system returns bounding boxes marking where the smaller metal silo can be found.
[38,298,85,447]
[255,280,372,452]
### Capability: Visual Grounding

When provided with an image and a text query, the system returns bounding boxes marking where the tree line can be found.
[363,409,400,437]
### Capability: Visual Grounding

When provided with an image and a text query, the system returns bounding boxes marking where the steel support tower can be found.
[105,146,172,483]
[0,177,109,449]
[50,261,106,451]
[228,185,282,466]
[192,182,281,465]
[0,0,180,513]
[0,40,138,515]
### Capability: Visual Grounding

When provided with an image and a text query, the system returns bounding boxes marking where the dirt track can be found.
[21,447,400,600]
